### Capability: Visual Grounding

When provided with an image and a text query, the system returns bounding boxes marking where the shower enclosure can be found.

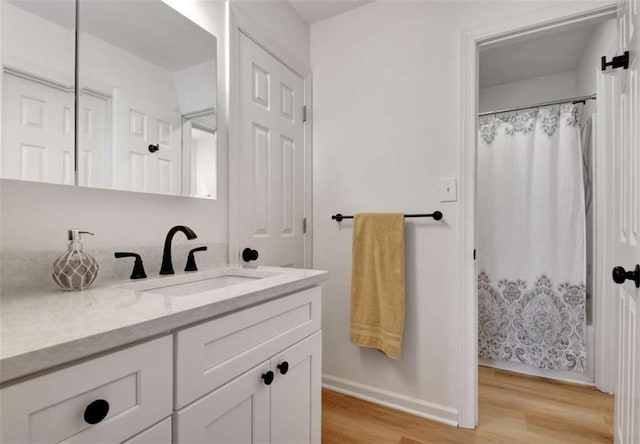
[476,100,594,383]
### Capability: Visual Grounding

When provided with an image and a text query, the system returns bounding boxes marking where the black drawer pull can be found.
[84,399,109,424]
[277,361,289,375]
[261,370,274,385]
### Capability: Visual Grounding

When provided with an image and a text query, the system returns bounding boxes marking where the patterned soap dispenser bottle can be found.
[51,229,100,291]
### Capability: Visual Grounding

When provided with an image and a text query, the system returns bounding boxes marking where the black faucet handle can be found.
[185,246,208,272]
[114,252,147,279]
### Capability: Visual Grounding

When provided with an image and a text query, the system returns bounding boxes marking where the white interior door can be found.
[78,91,107,188]
[613,0,640,442]
[113,88,181,195]
[238,33,305,268]
[2,72,74,185]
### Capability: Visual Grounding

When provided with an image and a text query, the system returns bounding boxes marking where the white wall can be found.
[576,18,617,97]
[311,0,611,423]
[231,0,310,74]
[174,60,218,115]
[574,18,616,325]
[1,2,74,86]
[479,71,577,113]
[576,18,617,121]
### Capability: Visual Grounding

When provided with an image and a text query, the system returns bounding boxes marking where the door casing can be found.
[458,1,619,428]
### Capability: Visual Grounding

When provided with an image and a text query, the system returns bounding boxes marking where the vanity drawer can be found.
[175,286,321,408]
[0,335,172,444]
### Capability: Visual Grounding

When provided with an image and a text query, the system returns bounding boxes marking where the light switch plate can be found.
[440,177,457,202]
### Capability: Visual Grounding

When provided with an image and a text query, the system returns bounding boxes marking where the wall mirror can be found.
[1,0,219,200]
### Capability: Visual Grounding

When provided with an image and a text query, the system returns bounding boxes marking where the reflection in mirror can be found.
[78,0,218,198]
[1,0,76,185]
[183,111,217,199]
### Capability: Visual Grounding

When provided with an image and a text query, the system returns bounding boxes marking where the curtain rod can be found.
[478,94,596,117]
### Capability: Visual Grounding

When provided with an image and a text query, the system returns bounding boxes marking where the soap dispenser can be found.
[51,229,99,291]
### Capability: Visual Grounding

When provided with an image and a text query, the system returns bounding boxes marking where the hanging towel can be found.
[350,213,405,358]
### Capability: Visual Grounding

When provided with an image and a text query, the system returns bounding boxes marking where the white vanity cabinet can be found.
[0,336,173,444]
[174,286,322,443]
[174,332,321,444]
[0,284,323,444]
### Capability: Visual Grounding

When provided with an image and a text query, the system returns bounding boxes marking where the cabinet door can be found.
[175,361,271,444]
[122,417,171,444]
[0,336,172,444]
[270,331,322,444]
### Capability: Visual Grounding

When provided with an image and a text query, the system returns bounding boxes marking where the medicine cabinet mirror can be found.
[1,0,219,199]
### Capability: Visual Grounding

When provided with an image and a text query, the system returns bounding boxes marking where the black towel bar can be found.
[331,211,443,222]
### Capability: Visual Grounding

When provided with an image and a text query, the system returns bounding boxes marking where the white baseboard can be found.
[322,373,459,427]
[478,358,596,387]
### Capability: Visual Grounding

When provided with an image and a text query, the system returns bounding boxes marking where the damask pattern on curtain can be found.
[477,104,587,372]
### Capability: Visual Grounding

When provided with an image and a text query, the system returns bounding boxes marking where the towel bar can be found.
[331,211,443,222]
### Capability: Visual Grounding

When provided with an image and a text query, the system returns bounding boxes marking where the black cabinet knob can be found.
[261,370,274,385]
[277,361,289,375]
[612,265,640,288]
[148,144,159,153]
[242,248,259,262]
[83,399,109,424]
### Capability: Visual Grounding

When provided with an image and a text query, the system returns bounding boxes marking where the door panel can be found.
[239,34,305,267]
[78,92,108,188]
[613,1,640,442]
[2,72,74,185]
[113,88,181,195]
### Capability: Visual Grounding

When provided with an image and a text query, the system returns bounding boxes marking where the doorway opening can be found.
[458,2,622,430]
[476,17,616,386]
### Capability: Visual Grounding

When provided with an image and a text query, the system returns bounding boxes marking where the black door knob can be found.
[242,248,259,262]
[277,361,289,375]
[83,399,110,424]
[612,265,640,288]
[261,370,274,385]
[148,144,159,153]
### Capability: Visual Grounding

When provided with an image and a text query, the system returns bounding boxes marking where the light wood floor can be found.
[322,366,614,444]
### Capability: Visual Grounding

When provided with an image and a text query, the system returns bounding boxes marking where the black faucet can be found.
[160,225,198,275]
[114,252,147,279]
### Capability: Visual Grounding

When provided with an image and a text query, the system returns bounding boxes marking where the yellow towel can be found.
[350,213,405,358]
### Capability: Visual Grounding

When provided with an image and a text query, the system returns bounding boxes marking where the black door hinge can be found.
[473,249,476,260]
[601,51,629,71]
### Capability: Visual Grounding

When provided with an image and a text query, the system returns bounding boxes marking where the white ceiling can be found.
[288,0,373,24]
[479,24,596,89]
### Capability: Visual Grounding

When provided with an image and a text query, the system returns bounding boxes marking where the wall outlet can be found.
[440,177,457,202]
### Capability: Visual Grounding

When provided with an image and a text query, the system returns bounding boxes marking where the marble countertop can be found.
[0,266,328,384]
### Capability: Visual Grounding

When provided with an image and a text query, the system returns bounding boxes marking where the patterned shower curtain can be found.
[477,104,587,372]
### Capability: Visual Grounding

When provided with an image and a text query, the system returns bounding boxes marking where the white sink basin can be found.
[117,268,279,297]
[143,275,261,297]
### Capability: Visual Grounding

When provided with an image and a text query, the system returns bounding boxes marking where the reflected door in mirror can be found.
[78,0,218,198]
[1,0,76,185]
[112,88,181,194]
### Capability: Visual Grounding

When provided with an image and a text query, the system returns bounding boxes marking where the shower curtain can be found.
[477,104,587,372]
